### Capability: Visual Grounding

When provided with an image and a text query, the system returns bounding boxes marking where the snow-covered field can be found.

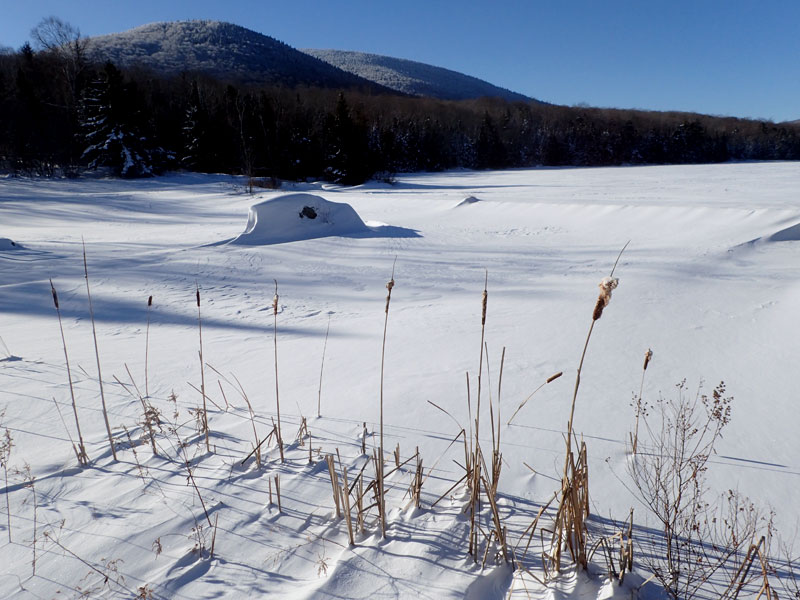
[1,163,798,598]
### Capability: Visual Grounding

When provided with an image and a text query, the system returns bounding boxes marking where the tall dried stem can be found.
[378,260,396,538]
[196,284,210,452]
[50,280,88,465]
[564,241,627,465]
[272,280,284,462]
[317,315,331,417]
[631,348,652,454]
[83,240,116,461]
[145,295,152,399]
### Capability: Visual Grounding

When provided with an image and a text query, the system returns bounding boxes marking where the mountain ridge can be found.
[301,48,537,103]
[86,20,388,91]
[85,20,537,102]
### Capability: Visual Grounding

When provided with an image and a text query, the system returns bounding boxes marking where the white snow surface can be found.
[1,164,799,599]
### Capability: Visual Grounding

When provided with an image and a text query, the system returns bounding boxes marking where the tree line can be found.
[1,35,799,182]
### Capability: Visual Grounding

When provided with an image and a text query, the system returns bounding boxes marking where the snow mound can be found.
[0,237,22,250]
[767,222,800,242]
[229,193,370,245]
[455,195,481,207]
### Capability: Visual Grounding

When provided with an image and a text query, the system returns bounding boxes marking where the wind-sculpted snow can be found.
[0,164,799,599]
[0,237,21,250]
[229,193,371,245]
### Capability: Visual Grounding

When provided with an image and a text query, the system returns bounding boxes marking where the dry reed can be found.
[318,316,331,417]
[50,280,89,466]
[272,280,284,462]
[145,295,152,398]
[630,349,652,454]
[82,240,117,461]
[195,284,210,452]
[377,261,396,538]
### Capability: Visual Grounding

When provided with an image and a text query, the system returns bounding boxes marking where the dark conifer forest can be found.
[1,43,798,182]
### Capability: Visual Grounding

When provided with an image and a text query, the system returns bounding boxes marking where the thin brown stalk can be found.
[326,454,341,518]
[318,315,331,417]
[210,513,219,559]
[123,364,157,455]
[565,242,628,466]
[51,280,88,465]
[145,295,152,398]
[631,349,652,455]
[476,270,488,453]
[507,371,563,426]
[378,259,396,538]
[196,283,210,452]
[341,466,355,545]
[83,239,117,461]
[237,381,260,468]
[272,280,284,461]
[51,397,82,465]
[179,437,213,529]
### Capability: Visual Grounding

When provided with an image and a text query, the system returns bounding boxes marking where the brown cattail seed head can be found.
[481,289,488,325]
[148,295,153,307]
[592,276,619,321]
[546,371,563,384]
[196,289,200,307]
[50,282,59,309]
[643,349,653,371]
[272,294,279,315]
[385,278,394,313]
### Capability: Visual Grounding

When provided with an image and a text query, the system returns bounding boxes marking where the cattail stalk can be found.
[476,271,488,448]
[507,371,563,426]
[378,260,396,538]
[196,284,210,452]
[631,349,652,454]
[272,280,284,462]
[82,242,117,461]
[50,280,88,465]
[145,295,152,398]
[317,315,330,417]
[565,242,627,465]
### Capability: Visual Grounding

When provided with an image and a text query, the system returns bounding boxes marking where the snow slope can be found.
[0,163,798,598]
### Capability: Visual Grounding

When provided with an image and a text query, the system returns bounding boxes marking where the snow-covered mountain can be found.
[86,21,385,91]
[85,20,537,102]
[302,48,537,102]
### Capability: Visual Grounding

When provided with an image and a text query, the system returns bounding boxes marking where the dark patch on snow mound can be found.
[230,193,370,245]
[299,206,318,219]
[767,222,800,242]
[455,196,481,208]
[0,238,22,251]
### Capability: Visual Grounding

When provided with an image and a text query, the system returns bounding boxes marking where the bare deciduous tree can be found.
[30,16,87,104]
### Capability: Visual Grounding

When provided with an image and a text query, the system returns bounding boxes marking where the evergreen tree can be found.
[80,62,161,177]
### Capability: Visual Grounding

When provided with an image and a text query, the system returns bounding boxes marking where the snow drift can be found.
[766,221,800,242]
[455,195,482,207]
[229,193,370,245]
[0,237,21,250]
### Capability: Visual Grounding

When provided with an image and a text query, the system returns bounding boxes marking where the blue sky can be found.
[2,1,798,122]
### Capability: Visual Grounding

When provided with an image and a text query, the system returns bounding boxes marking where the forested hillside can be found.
[1,38,798,182]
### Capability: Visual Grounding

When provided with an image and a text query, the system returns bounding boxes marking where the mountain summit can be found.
[85,21,536,102]
[86,20,383,90]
